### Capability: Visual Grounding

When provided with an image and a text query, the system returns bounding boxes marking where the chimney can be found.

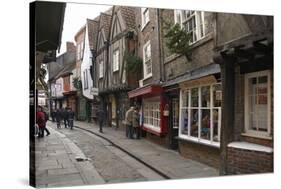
[66,42,76,52]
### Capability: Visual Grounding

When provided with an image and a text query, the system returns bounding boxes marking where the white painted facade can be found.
[81,24,94,100]
[51,77,64,98]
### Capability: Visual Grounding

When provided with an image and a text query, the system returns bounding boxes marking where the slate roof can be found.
[86,18,99,51]
[99,11,112,40]
[119,6,136,30]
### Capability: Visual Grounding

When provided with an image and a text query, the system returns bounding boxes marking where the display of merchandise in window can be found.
[244,70,271,137]
[180,83,221,145]
[143,98,161,132]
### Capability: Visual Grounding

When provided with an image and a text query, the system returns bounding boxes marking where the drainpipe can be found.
[157,9,164,83]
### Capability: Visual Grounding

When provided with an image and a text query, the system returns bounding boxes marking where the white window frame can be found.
[244,70,271,138]
[99,60,104,78]
[83,70,88,89]
[174,10,205,44]
[141,8,150,30]
[113,49,119,72]
[143,40,152,79]
[178,83,221,147]
[143,97,161,133]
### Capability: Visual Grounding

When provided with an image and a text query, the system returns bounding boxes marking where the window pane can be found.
[212,109,220,142]
[201,109,210,140]
[181,109,188,135]
[258,76,267,84]
[258,108,268,131]
[201,86,210,107]
[182,90,189,107]
[213,84,222,107]
[191,88,198,107]
[190,109,199,137]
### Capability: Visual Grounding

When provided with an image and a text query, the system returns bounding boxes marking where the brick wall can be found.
[227,147,273,174]
[178,140,220,169]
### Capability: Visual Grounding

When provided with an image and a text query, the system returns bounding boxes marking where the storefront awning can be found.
[128,85,163,98]
[163,63,221,87]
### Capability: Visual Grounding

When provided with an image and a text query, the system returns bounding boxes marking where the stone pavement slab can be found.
[34,126,105,188]
[72,120,219,180]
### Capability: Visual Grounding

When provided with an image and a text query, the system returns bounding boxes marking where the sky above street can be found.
[58,2,112,55]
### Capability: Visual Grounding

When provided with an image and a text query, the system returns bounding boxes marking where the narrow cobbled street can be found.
[35,121,218,188]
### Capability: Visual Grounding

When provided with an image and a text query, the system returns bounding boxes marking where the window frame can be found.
[244,70,271,138]
[83,69,89,89]
[99,60,104,79]
[141,8,150,30]
[113,49,120,72]
[179,83,222,147]
[143,97,161,133]
[143,40,152,79]
[174,10,205,44]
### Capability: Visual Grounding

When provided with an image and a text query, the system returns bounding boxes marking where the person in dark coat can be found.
[56,108,62,129]
[62,107,68,128]
[67,108,75,130]
[97,108,105,133]
[132,107,140,139]
[43,108,50,136]
[36,106,45,138]
[51,110,56,122]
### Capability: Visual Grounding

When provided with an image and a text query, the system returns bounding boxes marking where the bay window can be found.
[244,70,271,138]
[174,10,205,43]
[179,83,221,146]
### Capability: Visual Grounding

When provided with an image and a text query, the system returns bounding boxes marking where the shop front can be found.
[177,74,222,169]
[128,85,169,146]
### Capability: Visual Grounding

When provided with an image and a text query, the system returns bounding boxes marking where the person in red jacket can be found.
[36,106,45,138]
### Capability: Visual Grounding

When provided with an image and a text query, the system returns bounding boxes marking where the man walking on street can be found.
[68,108,75,130]
[63,107,68,128]
[43,107,50,136]
[97,107,105,133]
[125,106,134,139]
[56,108,62,129]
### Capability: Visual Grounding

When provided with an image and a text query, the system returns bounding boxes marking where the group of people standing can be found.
[125,106,141,139]
[51,107,75,130]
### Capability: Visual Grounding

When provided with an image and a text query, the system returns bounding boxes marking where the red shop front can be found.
[128,85,168,136]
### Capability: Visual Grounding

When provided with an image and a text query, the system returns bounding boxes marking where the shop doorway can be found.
[168,97,179,150]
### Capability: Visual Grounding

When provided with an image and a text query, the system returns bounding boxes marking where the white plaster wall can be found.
[81,24,94,99]
[55,77,64,97]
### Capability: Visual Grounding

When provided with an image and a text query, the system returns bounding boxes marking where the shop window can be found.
[179,83,222,146]
[143,98,161,132]
[244,70,271,138]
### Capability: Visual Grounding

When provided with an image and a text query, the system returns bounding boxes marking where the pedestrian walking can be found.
[56,108,62,129]
[63,107,68,128]
[97,107,105,133]
[125,106,134,139]
[67,108,75,130]
[43,108,50,136]
[51,110,56,122]
[36,106,45,138]
[132,107,140,139]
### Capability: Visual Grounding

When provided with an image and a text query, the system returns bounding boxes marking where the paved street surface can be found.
[35,120,219,187]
